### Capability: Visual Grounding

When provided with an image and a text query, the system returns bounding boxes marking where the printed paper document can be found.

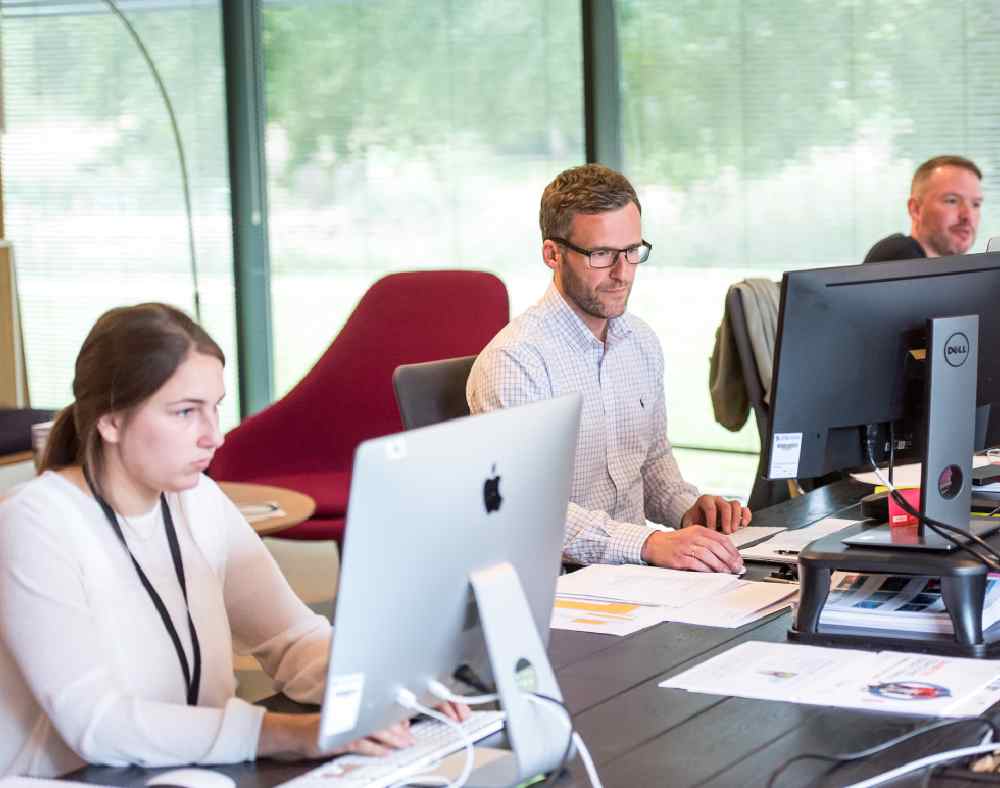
[661,640,1000,717]
[550,598,666,636]
[740,517,860,563]
[820,571,1000,635]
[658,581,796,628]
[851,455,991,487]
[238,501,287,523]
[556,564,739,607]
[728,525,787,548]
[552,565,796,635]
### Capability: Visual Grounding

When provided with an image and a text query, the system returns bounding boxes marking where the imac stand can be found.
[464,561,572,786]
[792,315,1000,656]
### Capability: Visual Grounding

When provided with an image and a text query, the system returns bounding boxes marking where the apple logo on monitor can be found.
[483,464,502,514]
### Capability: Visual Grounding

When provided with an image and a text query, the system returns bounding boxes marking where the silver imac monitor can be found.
[318,394,582,783]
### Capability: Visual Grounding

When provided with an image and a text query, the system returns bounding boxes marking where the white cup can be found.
[30,420,53,470]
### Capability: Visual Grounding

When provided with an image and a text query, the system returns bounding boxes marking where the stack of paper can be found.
[557,564,739,607]
[662,581,801,628]
[662,640,1000,717]
[551,565,796,636]
[728,525,787,548]
[739,517,860,563]
[820,571,1000,635]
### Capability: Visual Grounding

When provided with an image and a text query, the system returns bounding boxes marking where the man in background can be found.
[467,164,749,573]
[864,155,982,263]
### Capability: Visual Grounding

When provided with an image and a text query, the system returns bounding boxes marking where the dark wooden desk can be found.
[70,479,998,787]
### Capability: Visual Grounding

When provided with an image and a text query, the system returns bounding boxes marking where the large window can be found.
[1,0,239,426]
[262,0,585,394]
[6,1,998,501]
[619,0,1000,459]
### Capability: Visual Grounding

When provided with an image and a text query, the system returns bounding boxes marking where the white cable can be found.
[423,684,602,788]
[427,678,499,706]
[392,688,475,788]
[870,458,960,538]
[844,741,999,788]
[868,462,898,496]
[392,691,472,788]
[525,694,603,788]
[870,454,1000,562]
[571,732,603,788]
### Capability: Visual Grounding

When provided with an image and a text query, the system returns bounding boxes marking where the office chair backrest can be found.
[393,355,476,430]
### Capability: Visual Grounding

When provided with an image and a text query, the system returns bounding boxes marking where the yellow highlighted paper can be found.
[553,599,639,615]
[551,595,665,636]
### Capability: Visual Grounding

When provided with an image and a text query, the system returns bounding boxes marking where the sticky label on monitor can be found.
[769,432,803,479]
[385,437,407,461]
[321,673,365,737]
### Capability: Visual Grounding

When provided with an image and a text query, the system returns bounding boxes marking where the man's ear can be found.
[96,412,125,445]
[542,240,561,272]
[907,195,921,223]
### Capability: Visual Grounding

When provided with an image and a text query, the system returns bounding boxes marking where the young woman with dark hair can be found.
[0,303,462,776]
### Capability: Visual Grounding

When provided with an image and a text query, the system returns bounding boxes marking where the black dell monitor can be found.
[763,252,1000,545]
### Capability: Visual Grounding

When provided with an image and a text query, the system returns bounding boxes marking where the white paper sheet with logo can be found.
[661,640,1000,717]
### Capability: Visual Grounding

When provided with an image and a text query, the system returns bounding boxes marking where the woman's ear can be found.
[96,412,124,445]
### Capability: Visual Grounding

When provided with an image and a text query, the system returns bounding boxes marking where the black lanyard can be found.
[83,467,202,706]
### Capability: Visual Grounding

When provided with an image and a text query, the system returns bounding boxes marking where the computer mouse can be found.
[145,768,236,788]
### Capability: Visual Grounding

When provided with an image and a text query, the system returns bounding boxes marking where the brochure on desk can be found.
[819,571,1000,636]
[661,640,1000,717]
[551,564,796,636]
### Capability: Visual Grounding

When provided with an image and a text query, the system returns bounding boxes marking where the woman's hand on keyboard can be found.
[435,701,471,723]
[258,712,416,760]
[257,703,470,761]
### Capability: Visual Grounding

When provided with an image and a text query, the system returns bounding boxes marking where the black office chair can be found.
[723,286,789,510]
[392,355,477,430]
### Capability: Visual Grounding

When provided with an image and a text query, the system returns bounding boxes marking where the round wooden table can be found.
[218,481,316,537]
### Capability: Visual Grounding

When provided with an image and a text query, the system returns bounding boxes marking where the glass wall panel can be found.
[263,0,585,394]
[1,0,238,426]
[619,0,1000,456]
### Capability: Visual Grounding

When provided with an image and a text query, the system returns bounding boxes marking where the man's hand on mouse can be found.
[640,525,744,573]
[680,495,751,534]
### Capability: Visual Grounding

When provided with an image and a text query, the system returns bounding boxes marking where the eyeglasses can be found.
[548,237,653,269]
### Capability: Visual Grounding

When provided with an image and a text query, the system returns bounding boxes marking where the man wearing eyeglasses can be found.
[467,164,750,573]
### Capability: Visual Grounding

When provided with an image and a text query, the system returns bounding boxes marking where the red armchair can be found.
[208,270,509,543]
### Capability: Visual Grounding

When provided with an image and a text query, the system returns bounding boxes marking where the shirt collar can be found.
[540,282,635,351]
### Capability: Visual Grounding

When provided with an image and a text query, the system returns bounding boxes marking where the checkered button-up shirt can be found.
[467,284,699,565]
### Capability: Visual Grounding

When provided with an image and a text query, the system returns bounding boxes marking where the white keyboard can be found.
[278,710,506,788]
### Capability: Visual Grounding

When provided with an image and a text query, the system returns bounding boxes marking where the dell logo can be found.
[944,332,970,367]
